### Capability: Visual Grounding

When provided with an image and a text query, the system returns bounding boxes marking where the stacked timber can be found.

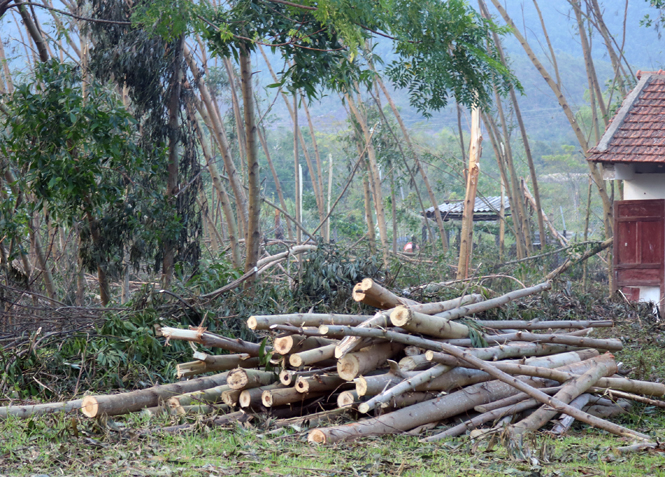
[3,278,663,448]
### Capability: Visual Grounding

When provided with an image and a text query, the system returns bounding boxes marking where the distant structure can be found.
[423,197,511,222]
[588,70,665,304]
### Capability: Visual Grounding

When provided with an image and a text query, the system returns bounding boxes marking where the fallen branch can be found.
[160,327,263,356]
[545,238,613,281]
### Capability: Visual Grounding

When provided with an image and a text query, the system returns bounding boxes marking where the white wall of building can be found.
[624,174,665,200]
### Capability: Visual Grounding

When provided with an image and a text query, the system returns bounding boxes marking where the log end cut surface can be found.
[227,370,249,389]
[308,429,327,444]
[337,356,361,381]
[246,317,258,330]
[81,396,99,418]
[390,306,410,327]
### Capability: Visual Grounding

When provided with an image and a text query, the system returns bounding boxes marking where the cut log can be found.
[500,332,622,351]
[81,372,229,418]
[221,389,242,407]
[335,294,483,358]
[160,327,263,356]
[247,313,372,331]
[262,388,326,408]
[399,354,432,372]
[338,391,358,408]
[240,384,284,408]
[358,350,600,414]
[550,393,593,435]
[308,377,550,444]
[426,349,599,370]
[355,373,403,397]
[424,343,593,364]
[508,354,617,437]
[391,306,469,339]
[0,400,83,419]
[425,398,542,440]
[432,282,551,323]
[430,342,650,441]
[404,346,424,356]
[290,344,337,368]
[442,328,593,347]
[295,374,350,394]
[274,335,336,355]
[166,384,231,411]
[380,392,438,413]
[475,319,613,330]
[337,342,405,381]
[227,369,276,390]
[475,386,562,413]
[352,278,419,309]
[590,388,665,407]
[177,353,259,378]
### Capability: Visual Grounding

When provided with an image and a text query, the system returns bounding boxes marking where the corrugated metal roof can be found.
[424,196,510,221]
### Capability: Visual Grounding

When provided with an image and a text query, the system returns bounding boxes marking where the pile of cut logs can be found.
[3,278,664,448]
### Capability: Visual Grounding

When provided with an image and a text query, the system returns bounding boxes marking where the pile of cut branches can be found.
[1,278,663,449]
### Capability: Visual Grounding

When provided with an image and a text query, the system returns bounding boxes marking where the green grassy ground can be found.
[2,409,665,476]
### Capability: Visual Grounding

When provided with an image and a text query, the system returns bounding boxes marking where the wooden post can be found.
[499,179,505,260]
[457,107,482,279]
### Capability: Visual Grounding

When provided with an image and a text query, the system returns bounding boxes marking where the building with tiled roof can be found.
[588,71,665,305]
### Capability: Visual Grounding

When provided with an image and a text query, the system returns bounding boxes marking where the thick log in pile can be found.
[3,278,664,448]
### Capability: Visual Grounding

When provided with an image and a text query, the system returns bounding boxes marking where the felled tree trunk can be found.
[160,327,263,356]
[337,342,404,381]
[81,373,229,418]
[352,278,419,310]
[290,344,338,368]
[0,400,83,419]
[247,313,371,331]
[227,369,276,390]
[274,335,336,355]
[176,353,259,378]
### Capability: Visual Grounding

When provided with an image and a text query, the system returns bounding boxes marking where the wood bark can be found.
[353,278,419,310]
[373,74,448,252]
[159,327,263,356]
[274,335,336,355]
[239,384,284,408]
[227,369,276,390]
[81,373,229,418]
[295,374,350,394]
[183,45,247,233]
[186,96,241,267]
[337,342,405,381]
[509,354,617,436]
[457,107,482,279]
[162,34,184,289]
[489,0,613,242]
[290,343,337,368]
[239,45,261,283]
[0,400,83,419]
[308,377,549,444]
[262,388,325,408]
[166,384,231,412]
[247,313,371,331]
[176,353,259,378]
[391,306,470,339]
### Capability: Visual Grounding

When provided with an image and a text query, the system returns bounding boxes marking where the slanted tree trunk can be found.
[362,169,377,254]
[239,45,261,284]
[346,94,389,264]
[183,44,248,236]
[489,0,613,243]
[186,96,241,268]
[223,58,248,183]
[374,74,448,252]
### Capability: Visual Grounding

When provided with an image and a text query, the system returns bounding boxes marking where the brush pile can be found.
[2,278,664,446]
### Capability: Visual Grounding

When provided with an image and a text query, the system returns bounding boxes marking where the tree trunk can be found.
[362,170,377,254]
[303,99,326,223]
[457,108,482,279]
[346,94,389,263]
[81,373,229,417]
[489,0,613,242]
[186,96,241,268]
[183,44,248,235]
[223,58,248,182]
[239,46,261,284]
[16,0,49,63]
[374,75,448,252]
[162,35,184,288]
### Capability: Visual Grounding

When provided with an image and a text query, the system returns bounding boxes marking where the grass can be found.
[2,403,665,476]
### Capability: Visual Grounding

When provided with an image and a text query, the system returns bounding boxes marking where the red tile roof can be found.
[588,72,665,163]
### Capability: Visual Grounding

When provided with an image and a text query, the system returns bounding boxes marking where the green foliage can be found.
[296,243,382,308]
[1,61,143,224]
